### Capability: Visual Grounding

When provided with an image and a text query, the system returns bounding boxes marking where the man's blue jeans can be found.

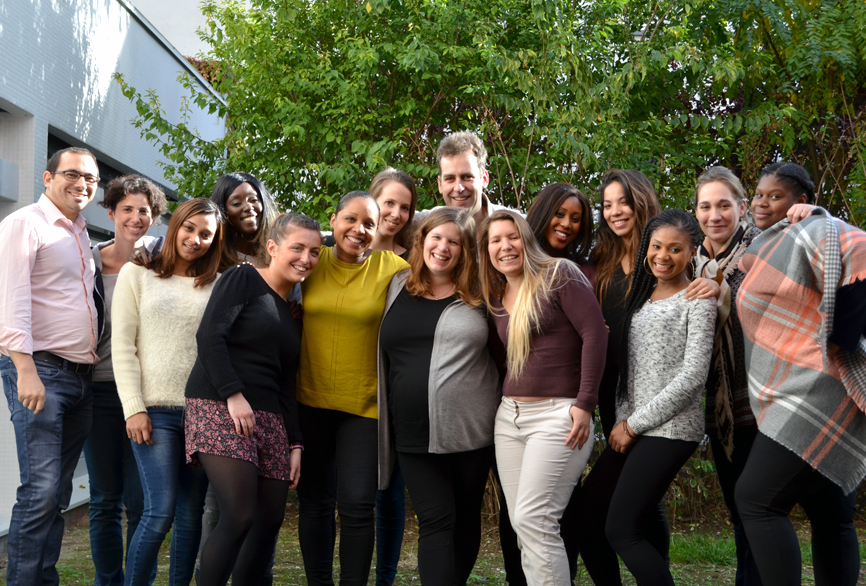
[0,354,93,586]
[125,408,207,586]
[83,380,152,586]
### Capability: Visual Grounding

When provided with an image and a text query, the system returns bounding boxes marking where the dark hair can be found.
[269,213,322,245]
[334,190,379,216]
[405,207,481,306]
[99,174,168,219]
[46,147,97,173]
[759,162,816,204]
[617,209,702,400]
[527,182,593,261]
[151,198,223,288]
[592,169,661,305]
[436,131,488,173]
[210,172,275,270]
[369,168,417,249]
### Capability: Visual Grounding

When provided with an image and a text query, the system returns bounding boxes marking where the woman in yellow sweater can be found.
[296,190,409,586]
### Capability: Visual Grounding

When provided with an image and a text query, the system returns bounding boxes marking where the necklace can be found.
[429,283,455,300]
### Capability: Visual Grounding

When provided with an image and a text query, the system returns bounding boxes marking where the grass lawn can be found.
[4,496,866,585]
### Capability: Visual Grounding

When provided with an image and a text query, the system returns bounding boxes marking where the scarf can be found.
[695,220,752,460]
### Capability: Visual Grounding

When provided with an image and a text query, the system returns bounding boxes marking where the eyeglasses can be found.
[53,170,100,185]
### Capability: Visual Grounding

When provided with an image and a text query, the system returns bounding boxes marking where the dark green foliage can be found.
[114,0,866,226]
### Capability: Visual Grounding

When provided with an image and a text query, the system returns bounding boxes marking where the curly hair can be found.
[100,174,168,219]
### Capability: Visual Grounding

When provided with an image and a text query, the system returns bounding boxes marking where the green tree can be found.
[115,0,866,226]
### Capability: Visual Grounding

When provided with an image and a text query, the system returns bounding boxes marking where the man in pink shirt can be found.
[0,147,101,586]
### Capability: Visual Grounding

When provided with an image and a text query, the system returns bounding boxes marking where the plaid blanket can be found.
[738,209,866,493]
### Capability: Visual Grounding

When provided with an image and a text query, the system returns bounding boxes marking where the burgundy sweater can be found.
[490,262,608,412]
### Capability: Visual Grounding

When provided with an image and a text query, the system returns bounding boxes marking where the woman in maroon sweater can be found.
[479,210,607,585]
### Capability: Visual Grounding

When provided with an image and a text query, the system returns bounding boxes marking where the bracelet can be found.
[622,421,636,439]
[290,443,304,451]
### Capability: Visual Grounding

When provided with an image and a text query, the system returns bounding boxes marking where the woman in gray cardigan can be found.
[377,208,500,586]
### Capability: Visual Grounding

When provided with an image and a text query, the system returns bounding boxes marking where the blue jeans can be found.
[0,354,93,586]
[83,380,153,586]
[125,408,208,586]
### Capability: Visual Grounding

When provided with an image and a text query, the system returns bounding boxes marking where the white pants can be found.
[495,397,594,586]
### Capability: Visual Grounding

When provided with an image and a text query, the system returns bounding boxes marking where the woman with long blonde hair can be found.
[479,210,607,586]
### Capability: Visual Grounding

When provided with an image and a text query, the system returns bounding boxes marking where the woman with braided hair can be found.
[733,162,866,586]
[749,161,815,230]
[583,210,717,585]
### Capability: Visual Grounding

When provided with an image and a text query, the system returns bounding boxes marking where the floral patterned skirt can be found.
[185,398,292,482]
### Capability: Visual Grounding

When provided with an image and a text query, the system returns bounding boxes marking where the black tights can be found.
[574,444,671,586]
[197,454,289,586]
[605,437,697,586]
[734,432,859,586]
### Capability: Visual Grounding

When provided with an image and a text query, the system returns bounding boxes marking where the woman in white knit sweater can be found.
[605,210,716,585]
[113,198,224,586]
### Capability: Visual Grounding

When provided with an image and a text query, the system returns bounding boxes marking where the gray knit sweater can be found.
[617,290,716,442]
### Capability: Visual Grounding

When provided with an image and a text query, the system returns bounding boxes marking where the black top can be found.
[831,278,866,352]
[597,265,631,438]
[379,287,454,452]
[185,263,303,443]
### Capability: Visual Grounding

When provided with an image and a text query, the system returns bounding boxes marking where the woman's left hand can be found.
[609,420,637,454]
[566,406,592,450]
[685,277,721,300]
[227,392,255,437]
[288,448,302,489]
[787,204,817,224]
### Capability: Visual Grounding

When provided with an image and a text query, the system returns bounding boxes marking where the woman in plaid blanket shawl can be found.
[735,162,866,586]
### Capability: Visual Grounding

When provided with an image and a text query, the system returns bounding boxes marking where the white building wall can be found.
[0,0,225,536]
[132,0,252,58]
[132,0,210,57]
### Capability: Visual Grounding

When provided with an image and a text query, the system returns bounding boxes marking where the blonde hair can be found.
[479,210,569,380]
[406,208,481,306]
[694,166,746,206]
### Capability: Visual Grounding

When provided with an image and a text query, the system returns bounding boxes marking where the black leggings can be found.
[397,446,494,586]
[574,444,671,586]
[734,431,859,586]
[197,454,289,586]
[605,437,696,586]
[709,425,761,586]
[297,405,379,586]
